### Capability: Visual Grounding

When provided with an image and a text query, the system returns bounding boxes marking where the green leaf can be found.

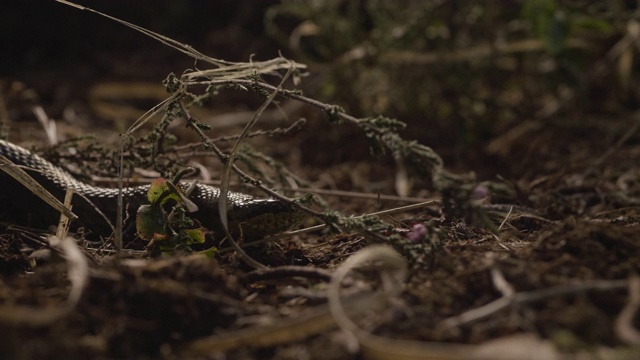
[148,178,169,203]
[183,228,206,244]
[573,17,613,33]
[136,204,167,240]
[197,246,219,258]
[522,0,569,54]
[147,178,183,205]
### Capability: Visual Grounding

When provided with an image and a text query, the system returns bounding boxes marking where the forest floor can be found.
[1,77,639,360]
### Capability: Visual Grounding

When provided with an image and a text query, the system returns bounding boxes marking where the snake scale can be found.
[0,140,303,237]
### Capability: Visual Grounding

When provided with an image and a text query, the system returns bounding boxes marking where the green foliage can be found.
[135,204,166,241]
[360,115,443,180]
[136,178,206,255]
[146,178,180,204]
[522,0,569,54]
[522,0,612,55]
[265,1,621,156]
[319,209,445,266]
[265,1,444,61]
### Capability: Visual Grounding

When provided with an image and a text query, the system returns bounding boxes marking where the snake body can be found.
[0,140,302,237]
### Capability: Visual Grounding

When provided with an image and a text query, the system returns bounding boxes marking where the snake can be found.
[0,140,304,238]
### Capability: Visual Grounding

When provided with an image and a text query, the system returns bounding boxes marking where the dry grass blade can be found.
[55,0,228,66]
[183,56,306,81]
[122,91,181,139]
[48,235,89,307]
[56,0,306,74]
[615,277,640,345]
[328,245,407,353]
[438,279,627,332]
[0,154,77,221]
[217,65,296,270]
[326,246,489,359]
[55,188,74,241]
[185,292,380,355]
[288,187,436,203]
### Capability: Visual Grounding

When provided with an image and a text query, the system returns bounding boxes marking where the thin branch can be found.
[437,279,628,331]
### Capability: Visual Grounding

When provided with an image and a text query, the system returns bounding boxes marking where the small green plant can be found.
[136,178,206,256]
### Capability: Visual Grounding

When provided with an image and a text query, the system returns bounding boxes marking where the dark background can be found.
[1,1,282,76]
[2,1,639,178]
